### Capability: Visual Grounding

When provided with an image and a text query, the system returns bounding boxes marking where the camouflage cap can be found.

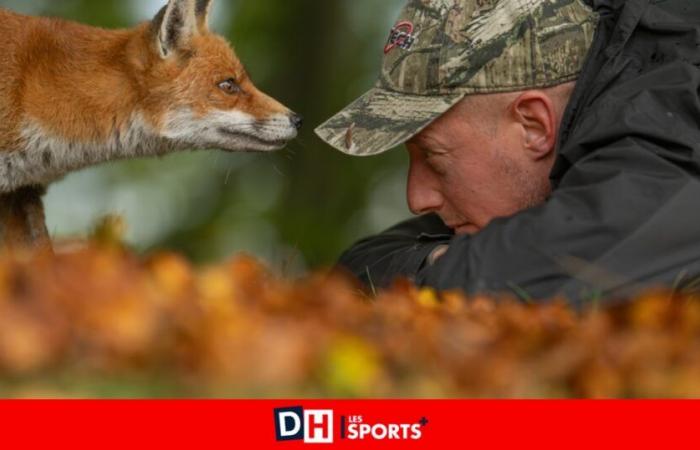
[315,0,598,156]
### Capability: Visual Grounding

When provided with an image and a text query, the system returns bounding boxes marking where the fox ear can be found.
[153,0,198,58]
[195,0,213,32]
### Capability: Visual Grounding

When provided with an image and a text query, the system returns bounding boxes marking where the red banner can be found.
[0,400,696,449]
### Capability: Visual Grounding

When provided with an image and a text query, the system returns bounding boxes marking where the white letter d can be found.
[279,412,302,437]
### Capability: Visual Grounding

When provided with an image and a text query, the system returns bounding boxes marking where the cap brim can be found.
[315,88,465,156]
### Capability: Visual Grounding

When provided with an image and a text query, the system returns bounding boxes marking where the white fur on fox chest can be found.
[0,114,171,193]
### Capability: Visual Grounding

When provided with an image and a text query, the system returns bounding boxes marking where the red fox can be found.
[0,0,302,249]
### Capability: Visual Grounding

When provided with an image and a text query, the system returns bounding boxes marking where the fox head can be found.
[139,0,302,152]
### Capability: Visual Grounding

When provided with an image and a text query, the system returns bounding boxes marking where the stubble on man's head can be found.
[452,81,576,134]
[451,82,577,210]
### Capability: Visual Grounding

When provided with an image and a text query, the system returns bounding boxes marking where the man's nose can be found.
[406,159,443,215]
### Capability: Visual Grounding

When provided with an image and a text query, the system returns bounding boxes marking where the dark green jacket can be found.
[339,0,700,306]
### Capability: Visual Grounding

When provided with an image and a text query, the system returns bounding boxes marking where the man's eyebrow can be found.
[409,134,439,149]
[412,138,450,155]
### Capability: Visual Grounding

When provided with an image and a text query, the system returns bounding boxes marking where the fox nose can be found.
[289,113,304,130]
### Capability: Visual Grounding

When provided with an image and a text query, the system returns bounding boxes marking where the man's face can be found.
[405,95,556,235]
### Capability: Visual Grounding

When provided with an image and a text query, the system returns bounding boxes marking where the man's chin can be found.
[453,224,481,236]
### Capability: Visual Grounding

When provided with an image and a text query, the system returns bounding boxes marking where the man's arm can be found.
[345,141,700,303]
[338,213,453,289]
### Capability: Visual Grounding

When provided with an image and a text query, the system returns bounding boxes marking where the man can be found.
[316,0,700,305]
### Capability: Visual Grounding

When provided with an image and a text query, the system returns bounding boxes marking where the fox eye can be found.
[218,79,241,95]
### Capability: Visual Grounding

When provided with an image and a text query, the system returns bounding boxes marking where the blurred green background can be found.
[0,0,410,272]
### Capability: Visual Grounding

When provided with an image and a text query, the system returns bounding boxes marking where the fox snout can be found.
[218,110,303,152]
[245,110,303,151]
[290,113,304,131]
[163,107,301,153]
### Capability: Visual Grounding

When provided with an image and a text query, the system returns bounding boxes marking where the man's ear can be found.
[195,0,214,33]
[510,91,558,161]
[153,0,198,59]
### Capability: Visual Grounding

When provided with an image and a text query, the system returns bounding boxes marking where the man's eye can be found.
[218,79,241,94]
[429,162,446,176]
[425,154,447,176]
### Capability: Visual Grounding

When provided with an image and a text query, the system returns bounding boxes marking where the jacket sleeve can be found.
[338,213,453,288]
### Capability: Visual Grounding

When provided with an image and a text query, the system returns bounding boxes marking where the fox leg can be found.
[0,186,51,250]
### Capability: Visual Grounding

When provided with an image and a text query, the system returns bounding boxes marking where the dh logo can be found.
[274,407,334,444]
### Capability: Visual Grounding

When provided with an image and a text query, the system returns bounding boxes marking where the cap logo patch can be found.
[384,21,416,54]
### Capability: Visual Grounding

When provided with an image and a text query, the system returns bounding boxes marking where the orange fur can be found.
[0,1,299,249]
[0,7,289,149]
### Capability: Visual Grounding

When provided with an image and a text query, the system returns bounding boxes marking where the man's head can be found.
[406,82,575,234]
[316,0,598,233]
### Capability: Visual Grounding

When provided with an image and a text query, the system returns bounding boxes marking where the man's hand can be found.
[427,245,449,266]
[337,214,453,289]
